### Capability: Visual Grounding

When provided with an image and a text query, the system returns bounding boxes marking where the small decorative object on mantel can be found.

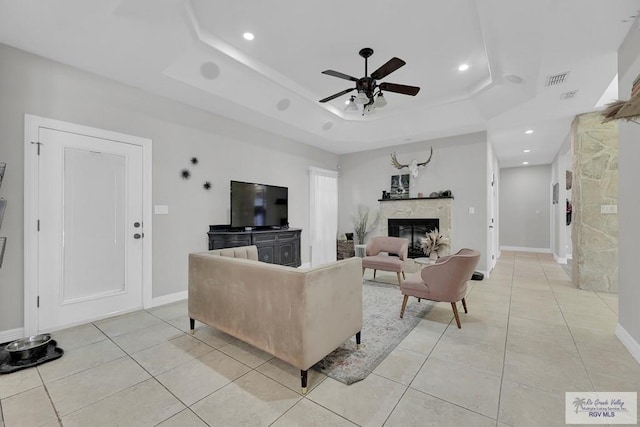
[601,73,640,124]
[180,169,191,179]
[390,147,433,178]
[353,205,378,245]
[420,228,450,260]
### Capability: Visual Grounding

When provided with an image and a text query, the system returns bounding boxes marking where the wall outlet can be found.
[469,207,475,214]
[600,205,617,214]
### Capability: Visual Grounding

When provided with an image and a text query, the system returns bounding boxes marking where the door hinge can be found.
[37,296,40,308]
[37,219,40,231]
[31,141,43,155]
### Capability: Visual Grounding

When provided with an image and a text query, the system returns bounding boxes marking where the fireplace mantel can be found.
[377,196,454,202]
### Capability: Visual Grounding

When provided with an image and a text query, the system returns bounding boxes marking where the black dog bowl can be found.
[5,334,52,362]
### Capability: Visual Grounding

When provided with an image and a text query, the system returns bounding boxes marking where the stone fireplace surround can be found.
[379,197,453,260]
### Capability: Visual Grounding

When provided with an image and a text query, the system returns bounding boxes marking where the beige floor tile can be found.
[507,314,573,340]
[397,318,446,355]
[61,378,184,427]
[498,380,567,427]
[509,301,567,325]
[47,356,150,416]
[191,370,300,427]
[272,397,357,426]
[430,333,504,376]
[111,322,184,354]
[0,366,42,399]
[557,297,611,315]
[94,310,163,338]
[443,310,508,348]
[579,346,640,382]
[256,357,326,394]
[148,300,188,321]
[156,409,208,427]
[37,338,125,383]
[50,323,106,351]
[411,356,501,418]
[191,325,238,349]
[563,310,617,331]
[167,314,192,332]
[386,388,495,427]
[506,330,580,361]
[372,346,426,385]
[570,326,629,354]
[131,334,214,376]
[503,349,593,394]
[219,339,274,368]
[418,303,455,324]
[156,350,251,406]
[1,387,58,427]
[307,374,406,427]
[589,371,640,408]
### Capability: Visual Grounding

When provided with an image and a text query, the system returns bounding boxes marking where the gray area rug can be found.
[313,280,432,384]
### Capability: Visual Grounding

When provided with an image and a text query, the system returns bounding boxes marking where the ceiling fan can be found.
[319,47,420,113]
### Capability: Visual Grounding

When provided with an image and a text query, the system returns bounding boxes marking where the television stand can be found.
[207,225,301,267]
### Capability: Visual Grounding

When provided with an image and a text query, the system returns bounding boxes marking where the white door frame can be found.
[24,114,153,336]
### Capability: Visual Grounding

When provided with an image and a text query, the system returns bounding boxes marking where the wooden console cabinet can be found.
[207,226,301,267]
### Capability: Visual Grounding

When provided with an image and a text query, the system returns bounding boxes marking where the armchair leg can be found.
[402,271,406,280]
[400,295,409,318]
[461,298,468,313]
[396,272,402,285]
[356,331,361,350]
[362,267,366,276]
[189,318,195,335]
[451,303,462,329]
[301,370,308,395]
[373,270,377,279]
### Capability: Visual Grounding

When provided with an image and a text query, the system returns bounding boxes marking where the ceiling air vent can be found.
[560,90,579,100]
[545,72,569,87]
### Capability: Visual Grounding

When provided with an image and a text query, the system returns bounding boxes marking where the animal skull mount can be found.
[390,147,433,178]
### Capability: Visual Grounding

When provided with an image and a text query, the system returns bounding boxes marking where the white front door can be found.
[36,128,144,332]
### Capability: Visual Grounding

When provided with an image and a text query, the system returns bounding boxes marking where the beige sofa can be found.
[188,245,363,393]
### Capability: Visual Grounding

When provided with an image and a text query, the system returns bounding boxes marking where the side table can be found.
[354,244,367,258]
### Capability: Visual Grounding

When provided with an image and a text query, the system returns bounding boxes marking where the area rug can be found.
[313,280,433,384]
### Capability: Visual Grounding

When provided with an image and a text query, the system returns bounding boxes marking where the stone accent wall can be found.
[336,240,355,260]
[379,197,453,246]
[572,112,618,292]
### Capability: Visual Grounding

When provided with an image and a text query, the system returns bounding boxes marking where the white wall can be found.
[499,165,552,251]
[617,19,640,359]
[338,132,491,272]
[0,43,338,332]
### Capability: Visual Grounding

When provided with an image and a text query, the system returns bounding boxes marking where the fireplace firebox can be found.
[388,218,440,259]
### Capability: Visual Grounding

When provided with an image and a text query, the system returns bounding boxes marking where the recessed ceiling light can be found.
[458,64,469,71]
[525,129,534,134]
[524,149,531,153]
[243,32,254,41]
[523,161,529,165]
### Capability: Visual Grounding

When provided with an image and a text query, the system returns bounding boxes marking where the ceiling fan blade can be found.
[319,87,355,103]
[322,70,358,82]
[379,82,420,96]
[371,57,406,80]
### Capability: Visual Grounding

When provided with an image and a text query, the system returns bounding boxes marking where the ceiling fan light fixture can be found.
[345,96,358,112]
[355,91,369,104]
[374,92,387,108]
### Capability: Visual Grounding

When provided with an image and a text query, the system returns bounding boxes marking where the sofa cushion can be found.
[362,254,405,272]
[208,245,259,261]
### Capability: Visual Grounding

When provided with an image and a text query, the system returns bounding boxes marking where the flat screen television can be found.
[230,180,288,228]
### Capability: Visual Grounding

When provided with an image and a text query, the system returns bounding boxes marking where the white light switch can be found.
[154,205,169,215]
[600,205,617,214]
[469,207,475,214]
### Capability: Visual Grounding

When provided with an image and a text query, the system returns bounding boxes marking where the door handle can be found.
[134,233,143,239]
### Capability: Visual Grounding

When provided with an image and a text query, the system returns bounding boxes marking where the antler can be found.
[390,152,409,169]
[417,147,433,167]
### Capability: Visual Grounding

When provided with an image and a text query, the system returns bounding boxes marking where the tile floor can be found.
[1,251,638,426]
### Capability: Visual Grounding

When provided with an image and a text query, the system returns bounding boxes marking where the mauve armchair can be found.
[400,248,480,328]
[362,236,409,285]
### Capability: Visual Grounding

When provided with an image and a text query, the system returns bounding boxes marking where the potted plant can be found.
[420,228,450,260]
[353,205,378,245]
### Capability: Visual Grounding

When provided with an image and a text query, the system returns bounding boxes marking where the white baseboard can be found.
[0,327,25,344]
[567,254,573,260]
[299,262,311,269]
[500,246,552,254]
[554,254,568,264]
[616,323,640,365]
[151,290,187,308]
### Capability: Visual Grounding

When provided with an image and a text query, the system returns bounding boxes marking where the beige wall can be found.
[0,43,338,332]
[571,112,618,292]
